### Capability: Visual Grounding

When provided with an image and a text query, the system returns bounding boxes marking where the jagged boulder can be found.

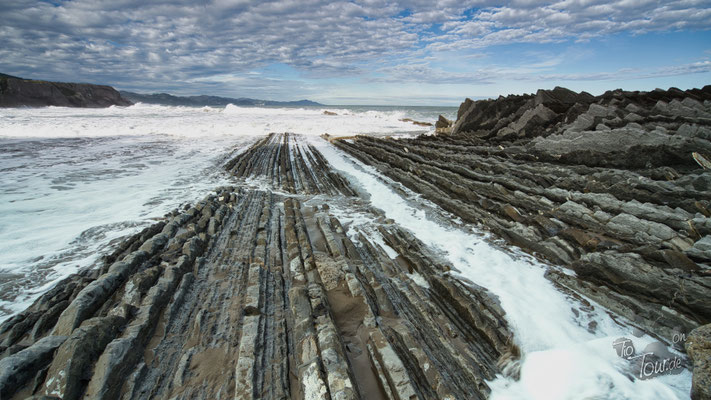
[451,94,534,136]
[435,114,453,135]
[451,87,596,139]
[448,85,711,147]
[0,336,67,398]
[534,86,594,113]
[496,103,557,139]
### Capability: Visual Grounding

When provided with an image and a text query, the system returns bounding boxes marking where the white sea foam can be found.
[0,103,440,139]
[309,135,692,400]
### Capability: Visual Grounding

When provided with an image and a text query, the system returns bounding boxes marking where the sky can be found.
[1,0,711,105]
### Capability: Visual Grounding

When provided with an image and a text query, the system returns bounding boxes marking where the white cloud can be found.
[427,1,711,51]
[0,0,709,100]
[371,59,711,85]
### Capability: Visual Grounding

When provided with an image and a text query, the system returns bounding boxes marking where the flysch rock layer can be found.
[334,86,711,399]
[0,133,518,400]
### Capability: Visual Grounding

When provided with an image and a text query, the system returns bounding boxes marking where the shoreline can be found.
[0,85,709,399]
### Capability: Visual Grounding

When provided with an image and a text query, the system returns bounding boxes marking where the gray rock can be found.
[435,114,453,129]
[53,250,147,336]
[332,85,711,350]
[687,235,711,261]
[531,124,711,168]
[41,316,124,399]
[625,103,643,114]
[182,236,205,261]
[686,324,711,400]
[587,103,615,118]
[568,113,595,132]
[0,335,67,398]
[138,232,171,254]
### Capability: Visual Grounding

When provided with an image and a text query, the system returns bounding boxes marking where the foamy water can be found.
[0,103,448,319]
[0,103,445,139]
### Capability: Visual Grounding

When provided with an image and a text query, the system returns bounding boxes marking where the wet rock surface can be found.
[0,133,517,399]
[334,86,711,397]
[225,132,356,196]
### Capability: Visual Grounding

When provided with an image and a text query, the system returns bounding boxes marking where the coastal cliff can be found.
[0,74,132,108]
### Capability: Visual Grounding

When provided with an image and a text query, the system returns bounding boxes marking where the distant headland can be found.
[0,73,132,108]
[120,91,323,107]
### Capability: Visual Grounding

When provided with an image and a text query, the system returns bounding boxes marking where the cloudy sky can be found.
[2,0,711,105]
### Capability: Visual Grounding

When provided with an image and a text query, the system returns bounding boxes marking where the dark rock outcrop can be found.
[0,74,132,108]
[400,118,433,127]
[435,115,453,135]
[450,86,596,138]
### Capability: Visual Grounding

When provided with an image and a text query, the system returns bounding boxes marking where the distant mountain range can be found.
[120,91,323,107]
[0,72,323,108]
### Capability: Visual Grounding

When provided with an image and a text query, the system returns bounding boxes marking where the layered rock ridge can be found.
[0,133,517,399]
[334,86,711,347]
[225,132,356,196]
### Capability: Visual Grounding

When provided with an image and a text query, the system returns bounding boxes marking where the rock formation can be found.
[435,115,453,135]
[2,84,710,399]
[333,85,711,398]
[0,74,132,108]
[0,133,517,399]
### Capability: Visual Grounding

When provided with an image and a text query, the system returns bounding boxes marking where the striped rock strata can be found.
[0,133,517,400]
